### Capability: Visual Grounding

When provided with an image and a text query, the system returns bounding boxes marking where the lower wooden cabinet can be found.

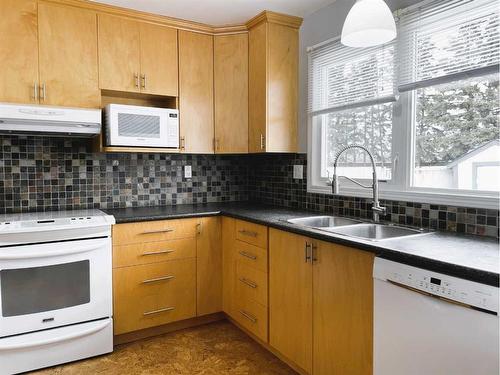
[269,228,374,375]
[113,258,196,335]
[222,217,269,342]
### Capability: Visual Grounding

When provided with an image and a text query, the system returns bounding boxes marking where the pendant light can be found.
[341,0,397,48]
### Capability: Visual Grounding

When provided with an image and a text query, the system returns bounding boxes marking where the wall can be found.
[0,136,248,214]
[298,0,419,152]
[248,153,499,237]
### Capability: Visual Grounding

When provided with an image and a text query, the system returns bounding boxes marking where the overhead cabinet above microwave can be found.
[98,14,179,97]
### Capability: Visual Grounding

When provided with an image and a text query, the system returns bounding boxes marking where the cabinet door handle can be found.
[238,229,258,238]
[260,133,265,150]
[134,73,139,88]
[39,83,46,102]
[239,277,257,289]
[140,229,174,235]
[141,275,175,284]
[238,250,257,260]
[239,310,257,323]
[312,244,318,263]
[33,82,38,102]
[141,249,175,256]
[143,306,175,316]
[180,136,185,151]
[305,242,312,263]
[141,74,146,89]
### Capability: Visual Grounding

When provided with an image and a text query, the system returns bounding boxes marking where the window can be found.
[308,0,500,208]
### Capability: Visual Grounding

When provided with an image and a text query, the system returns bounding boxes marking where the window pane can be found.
[413,75,500,191]
[321,103,393,180]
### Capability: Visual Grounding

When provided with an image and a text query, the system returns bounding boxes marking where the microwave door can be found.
[111,112,165,147]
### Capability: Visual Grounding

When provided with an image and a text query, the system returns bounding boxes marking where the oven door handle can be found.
[0,319,111,351]
[0,242,106,260]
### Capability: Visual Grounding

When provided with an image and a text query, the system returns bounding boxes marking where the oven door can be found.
[0,237,112,338]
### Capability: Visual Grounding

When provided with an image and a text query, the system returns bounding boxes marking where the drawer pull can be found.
[238,251,257,260]
[239,277,257,289]
[239,310,257,324]
[140,229,174,235]
[141,250,175,256]
[238,229,258,238]
[143,306,175,316]
[141,275,175,284]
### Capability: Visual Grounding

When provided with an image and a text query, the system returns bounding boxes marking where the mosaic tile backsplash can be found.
[248,153,500,238]
[0,136,248,213]
[0,136,498,237]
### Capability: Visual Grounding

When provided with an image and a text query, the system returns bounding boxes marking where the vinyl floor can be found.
[33,320,297,375]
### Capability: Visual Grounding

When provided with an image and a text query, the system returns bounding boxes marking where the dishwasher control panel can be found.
[374,258,499,314]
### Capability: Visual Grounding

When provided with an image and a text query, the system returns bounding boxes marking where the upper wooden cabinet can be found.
[248,17,301,153]
[0,0,99,108]
[0,0,38,104]
[98,14,178,96]
[38,2,100,108]
[214,33,249,154]
[178,30,214,154]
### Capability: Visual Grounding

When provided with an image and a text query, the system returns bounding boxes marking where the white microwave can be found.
[105,104,179,148]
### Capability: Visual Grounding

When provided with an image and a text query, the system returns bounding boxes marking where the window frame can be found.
[307,88,500,209]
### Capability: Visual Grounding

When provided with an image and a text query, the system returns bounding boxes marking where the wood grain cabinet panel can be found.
[178,30,214,153]
[113,258,196,335]
[214,33,248,153]
[235,219,268,249]
[0,0,39,104]
[38,1,100,108]
[313,241,374,375]
[98,13,141,93]
[139,23,178,96]
[222,217,236,315]
[269,229,313,373]
[234,239,268,273]
[235,261,268,307]
[248,20,300,153]
[196,217,222,316]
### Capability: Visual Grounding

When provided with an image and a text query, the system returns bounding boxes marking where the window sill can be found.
[307,184,500,210]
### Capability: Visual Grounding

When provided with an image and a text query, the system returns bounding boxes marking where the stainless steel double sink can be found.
[287,215,426,241]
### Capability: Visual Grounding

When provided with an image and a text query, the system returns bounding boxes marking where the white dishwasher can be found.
[374,258,499,375]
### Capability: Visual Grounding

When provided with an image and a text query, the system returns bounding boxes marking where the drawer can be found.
[233,296,268,343]
[236,261,268,307]
[113,238,196,268]
[113,258,196,335]
[235,220,268,249]
[234,239,268,273]
[113,218,198,246]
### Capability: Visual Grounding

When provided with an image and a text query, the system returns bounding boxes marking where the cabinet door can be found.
[196,217,222,316]
[214,33,248,153]
[38,2,99,108]
[0,0,38,104]
[248,22,267,153]
[267,23,298,152]
[139,23,178,96]
[313,241,374,375]
[222,217,236,315]
[269,229,313,373]
[98,14,140,92]
[179,30,214,153]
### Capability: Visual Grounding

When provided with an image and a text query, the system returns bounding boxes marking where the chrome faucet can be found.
[331,145,386,223]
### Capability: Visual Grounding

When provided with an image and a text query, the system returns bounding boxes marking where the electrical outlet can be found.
[293,165,303,179]
[184,165,192,179]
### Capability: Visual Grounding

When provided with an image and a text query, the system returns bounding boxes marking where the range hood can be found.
[0,102,101,137]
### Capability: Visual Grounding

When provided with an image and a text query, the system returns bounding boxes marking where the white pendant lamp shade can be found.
[341,0,397,48]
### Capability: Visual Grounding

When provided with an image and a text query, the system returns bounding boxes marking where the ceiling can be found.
[90,0,336,26]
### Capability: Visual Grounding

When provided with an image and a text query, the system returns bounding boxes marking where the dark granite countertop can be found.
[104,202,500,287]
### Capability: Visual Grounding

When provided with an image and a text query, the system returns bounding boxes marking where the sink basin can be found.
[326,223,426,241]
[287,216,362,228]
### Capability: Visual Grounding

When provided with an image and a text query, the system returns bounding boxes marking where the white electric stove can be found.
[0,209,115,374]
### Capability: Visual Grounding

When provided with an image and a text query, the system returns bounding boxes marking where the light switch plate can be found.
[293,165,303,179]
[184,165,192,179]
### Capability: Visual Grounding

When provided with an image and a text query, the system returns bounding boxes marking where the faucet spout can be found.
[331,145,386,223]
